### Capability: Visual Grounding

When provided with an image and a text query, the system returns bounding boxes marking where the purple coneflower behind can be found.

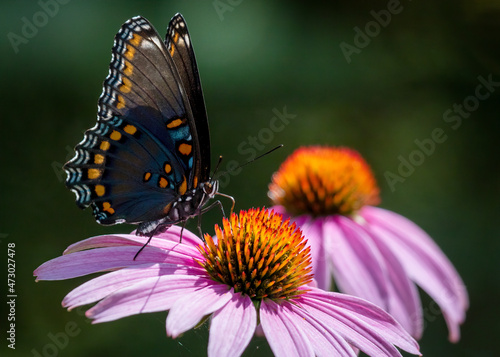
[35,208,420,357]
[268,146,468,342]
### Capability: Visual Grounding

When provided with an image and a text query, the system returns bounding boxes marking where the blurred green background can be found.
[1,0,499,356]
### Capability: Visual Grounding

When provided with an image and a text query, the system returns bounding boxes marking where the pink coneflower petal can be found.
[323,217,391,308]
[361,229,423,339]
[261,299,315,356]
[263,298,357,357]
[63,264,195,309]
[166,283,232,338]
[208,291,256,357]
[325,214,423,338]
[261,288,421,357]
[87,275,214,323]
[302,289,421,356]
[63,226,201,255]
[35,234,202,281]
[294,309,357,357]
[361,206,469,342]
[297,216,331,290]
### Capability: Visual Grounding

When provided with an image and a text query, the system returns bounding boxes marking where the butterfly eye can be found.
[203,183,214,194]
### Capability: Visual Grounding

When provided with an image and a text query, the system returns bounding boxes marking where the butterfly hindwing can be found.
[65,109,187,225]
[64,15,204,227]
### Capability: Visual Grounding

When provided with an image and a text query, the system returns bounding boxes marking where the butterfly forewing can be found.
[64,15,209,228]
[166,14,211,184]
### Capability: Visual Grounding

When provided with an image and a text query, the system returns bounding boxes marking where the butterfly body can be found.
[64,14,220,237]
[136,180,218,236]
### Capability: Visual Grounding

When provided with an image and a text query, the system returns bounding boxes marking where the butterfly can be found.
[64,14,232,246]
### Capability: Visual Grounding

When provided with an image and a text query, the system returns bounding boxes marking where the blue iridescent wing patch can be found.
[64,14,216,235]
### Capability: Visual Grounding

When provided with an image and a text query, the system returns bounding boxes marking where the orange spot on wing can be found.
[120,77,132,93]
[179,176,187,195]
[123,124,137,135]
[124,45,135,60]
[100,140,110,151]
[164,163,172,174]
[110,130,122,141]
[178,143,192,156]
[123,61,133,76]
[169,33,179,57]
[102,202,115,214]
[88,168,101,179]
[166,118,185,129]
[159,176,169,188]
[143,172,151,182]
[130,33,142,46]
[163,202,173,214]
[94,154,105,164]
[95,185,105,196]
[116,95,126,109]
[193,176,198,188]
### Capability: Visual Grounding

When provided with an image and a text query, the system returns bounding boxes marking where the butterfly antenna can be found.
[211,145,282,218]
[211,155,224,178]
[216,145,283,177]
[238,144,283,170]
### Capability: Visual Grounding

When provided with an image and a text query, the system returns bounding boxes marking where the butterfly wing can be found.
[64,16,200,226]
[165,13,211,184]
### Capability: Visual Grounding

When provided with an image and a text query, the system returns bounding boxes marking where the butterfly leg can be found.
[179,220,188,243]
[194,200,227,242]
[133,223,173,260]
[201,199,226,217]
[133,233,154,260]
[196,214,205,242]
[215,192,235,215]
[202,200,236,236]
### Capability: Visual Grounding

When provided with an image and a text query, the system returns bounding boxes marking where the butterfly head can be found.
[201,178,219,199]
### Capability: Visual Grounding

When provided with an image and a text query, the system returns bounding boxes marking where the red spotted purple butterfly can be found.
[64,14,231,250]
